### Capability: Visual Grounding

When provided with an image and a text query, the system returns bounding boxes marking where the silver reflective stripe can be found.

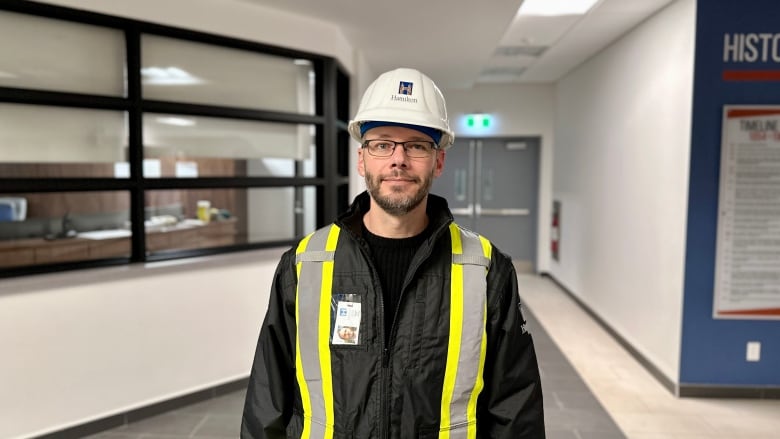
[441,224,491,439]
[452,253,490,267]
[296,250,335,264]
[296,226,333,434]
[453,227,488,423]
[308,422,327,438]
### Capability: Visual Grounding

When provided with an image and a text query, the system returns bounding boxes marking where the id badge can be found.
[332,300,361,345]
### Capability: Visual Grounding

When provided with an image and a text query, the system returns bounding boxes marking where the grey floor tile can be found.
[544,429,580,439]
[121,411,206,435]
[538,357,574,371]
[192,413,242,437]
[551,390,604,410]
[545,407,623,433]
[137,435,191,439]
[83,432,141,439]
[177,392,246,416]
[525,309,626,438]
[541,376,593,393]
[577,431,630,439]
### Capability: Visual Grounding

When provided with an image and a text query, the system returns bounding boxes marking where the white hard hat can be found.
[348,68,455,149]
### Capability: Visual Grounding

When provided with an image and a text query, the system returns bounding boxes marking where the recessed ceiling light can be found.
[481,67,527,76]
[518,0,599,16]
[495,46,548,57]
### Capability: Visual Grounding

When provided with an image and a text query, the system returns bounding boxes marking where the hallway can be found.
[520,274,780,439]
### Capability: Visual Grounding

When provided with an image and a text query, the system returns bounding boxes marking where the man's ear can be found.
[357,146,366,177]
[433,149,446,177]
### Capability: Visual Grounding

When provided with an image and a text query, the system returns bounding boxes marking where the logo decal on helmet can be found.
[398,81,413,95]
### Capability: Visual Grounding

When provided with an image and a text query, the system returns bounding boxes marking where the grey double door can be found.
[432,137,539,271]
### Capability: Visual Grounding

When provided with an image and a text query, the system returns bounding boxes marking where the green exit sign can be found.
[466,113,492,128]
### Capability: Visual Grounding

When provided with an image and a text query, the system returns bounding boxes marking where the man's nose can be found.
[388,144,410,166]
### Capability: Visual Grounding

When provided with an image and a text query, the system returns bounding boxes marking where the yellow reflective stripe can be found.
[295,232,315,439]
[440,223,464,439]
[466,235,492,439]
[319,225,340,439]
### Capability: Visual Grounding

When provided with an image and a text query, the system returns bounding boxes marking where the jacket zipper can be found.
[382,222,450,439]
[380,281,389,439]
[386,220,449,348]
[347,219,451,439]
[354,238,391,439]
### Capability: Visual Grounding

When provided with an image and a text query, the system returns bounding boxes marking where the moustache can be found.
[382,170,418,181]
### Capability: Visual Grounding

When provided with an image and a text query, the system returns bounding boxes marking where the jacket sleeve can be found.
[241,250,298,439]
[478,247,546,438]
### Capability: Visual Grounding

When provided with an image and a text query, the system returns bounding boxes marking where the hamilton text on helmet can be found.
[391,95,418,103]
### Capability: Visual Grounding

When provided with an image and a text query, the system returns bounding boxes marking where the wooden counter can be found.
[0,218,239,269]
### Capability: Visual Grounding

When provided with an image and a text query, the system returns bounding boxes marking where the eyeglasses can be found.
[362,139,438,158]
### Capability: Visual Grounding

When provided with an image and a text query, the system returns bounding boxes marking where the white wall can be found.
[550,0,695,382]
[445,84,556,272]
[1,2,356,438]
[0,250,283,439]
[347,51,377,201]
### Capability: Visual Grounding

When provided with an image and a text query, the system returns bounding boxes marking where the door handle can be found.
[451,141,476,218]
[451,206,474,216]
[454,169,467,201]
[479,208,530,216]
[475,140,483,216]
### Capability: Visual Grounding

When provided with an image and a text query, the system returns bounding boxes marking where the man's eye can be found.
[373,142,392,150]
[408,143,428,151]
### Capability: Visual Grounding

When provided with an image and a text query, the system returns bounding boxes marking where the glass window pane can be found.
[143,114,316,177]
[0,10,125,96]
[145,187,316,255]
[0,103,127,178]
[141,35,315,114]
[0,191,131,269]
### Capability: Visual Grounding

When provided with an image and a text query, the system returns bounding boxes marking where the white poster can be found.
[714,106,780,319]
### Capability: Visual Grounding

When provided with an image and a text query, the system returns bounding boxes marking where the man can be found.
[242,68,545,438]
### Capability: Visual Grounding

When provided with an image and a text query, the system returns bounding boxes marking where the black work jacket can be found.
[241,192,545,438]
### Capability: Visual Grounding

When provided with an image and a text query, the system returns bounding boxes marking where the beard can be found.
[364,168,434,216]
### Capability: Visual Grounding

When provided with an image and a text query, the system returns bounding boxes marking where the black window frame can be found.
[0,0,351,278]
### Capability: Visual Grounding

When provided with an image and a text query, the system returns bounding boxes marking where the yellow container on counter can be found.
[197,200,211,223]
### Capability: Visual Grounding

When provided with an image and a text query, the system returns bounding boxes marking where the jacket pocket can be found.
[330,291,366,349]
[408,287,427,369]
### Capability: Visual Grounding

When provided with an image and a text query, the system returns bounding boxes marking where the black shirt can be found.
[362,222,433,337]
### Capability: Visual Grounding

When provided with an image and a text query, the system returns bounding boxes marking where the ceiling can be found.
[237,0,675,90]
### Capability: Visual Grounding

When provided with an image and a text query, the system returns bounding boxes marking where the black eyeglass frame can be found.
[361,139,439,158]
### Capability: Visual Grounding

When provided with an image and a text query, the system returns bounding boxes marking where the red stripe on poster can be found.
[718,308,780,316]
[723,70,780,81]
[726,108,780,118]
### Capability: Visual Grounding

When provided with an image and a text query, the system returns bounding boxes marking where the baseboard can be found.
[34,377,249,439]
[538,273,678,396]
[679,384,780,398]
